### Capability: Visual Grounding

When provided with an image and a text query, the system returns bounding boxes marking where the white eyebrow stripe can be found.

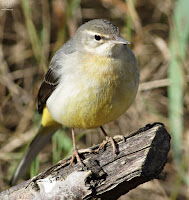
[84,30,109,38]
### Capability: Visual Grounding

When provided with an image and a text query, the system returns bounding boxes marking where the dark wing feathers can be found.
[37,40,76,114]
[37,64,62,114]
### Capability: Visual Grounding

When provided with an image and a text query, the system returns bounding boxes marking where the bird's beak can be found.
[111,36,130,45]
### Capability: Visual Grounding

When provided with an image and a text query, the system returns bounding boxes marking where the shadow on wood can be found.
[0,123,171,200]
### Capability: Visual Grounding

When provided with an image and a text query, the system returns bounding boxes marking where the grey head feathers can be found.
[76,19,119,36]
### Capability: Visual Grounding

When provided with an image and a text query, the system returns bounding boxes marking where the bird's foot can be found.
[97,136,117,156]
[70,147,83,166]
[113,135,125,142]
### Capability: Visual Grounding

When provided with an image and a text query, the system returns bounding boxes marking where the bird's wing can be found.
[37,40,76,114]
[37,63,62,114]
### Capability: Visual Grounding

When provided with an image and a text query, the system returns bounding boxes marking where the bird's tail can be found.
[10,124,61,185]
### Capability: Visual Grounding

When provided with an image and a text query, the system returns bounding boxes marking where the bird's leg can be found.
[98,126,117,155]
[70,128,82,165]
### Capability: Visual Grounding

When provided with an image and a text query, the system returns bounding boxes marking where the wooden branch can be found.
[1,123,170,200]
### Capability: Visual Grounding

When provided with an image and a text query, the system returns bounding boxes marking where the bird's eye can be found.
[94,35,101,41]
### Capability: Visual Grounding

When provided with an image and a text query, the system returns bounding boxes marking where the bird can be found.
[11,19,140,185]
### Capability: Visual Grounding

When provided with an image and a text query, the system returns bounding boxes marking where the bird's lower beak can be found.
[111,36,130,45]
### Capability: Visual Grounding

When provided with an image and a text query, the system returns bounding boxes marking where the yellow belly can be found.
[60,88,132,129]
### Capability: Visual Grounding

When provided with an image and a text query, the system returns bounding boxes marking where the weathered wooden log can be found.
[0,123,170,200]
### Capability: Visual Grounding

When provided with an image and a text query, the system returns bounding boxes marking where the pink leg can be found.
[70,128,82,165]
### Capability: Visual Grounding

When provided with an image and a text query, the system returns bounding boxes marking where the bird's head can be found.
[74,19,130,57]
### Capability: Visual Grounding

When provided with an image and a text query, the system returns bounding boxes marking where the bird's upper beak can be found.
[111,36,130,45]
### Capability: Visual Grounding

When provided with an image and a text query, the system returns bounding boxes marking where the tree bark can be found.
[0,122,171,200]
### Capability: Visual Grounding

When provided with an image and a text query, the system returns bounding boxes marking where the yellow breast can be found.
[56,53,139,129]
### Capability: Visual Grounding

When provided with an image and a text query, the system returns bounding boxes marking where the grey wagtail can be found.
[11,19,139,185]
